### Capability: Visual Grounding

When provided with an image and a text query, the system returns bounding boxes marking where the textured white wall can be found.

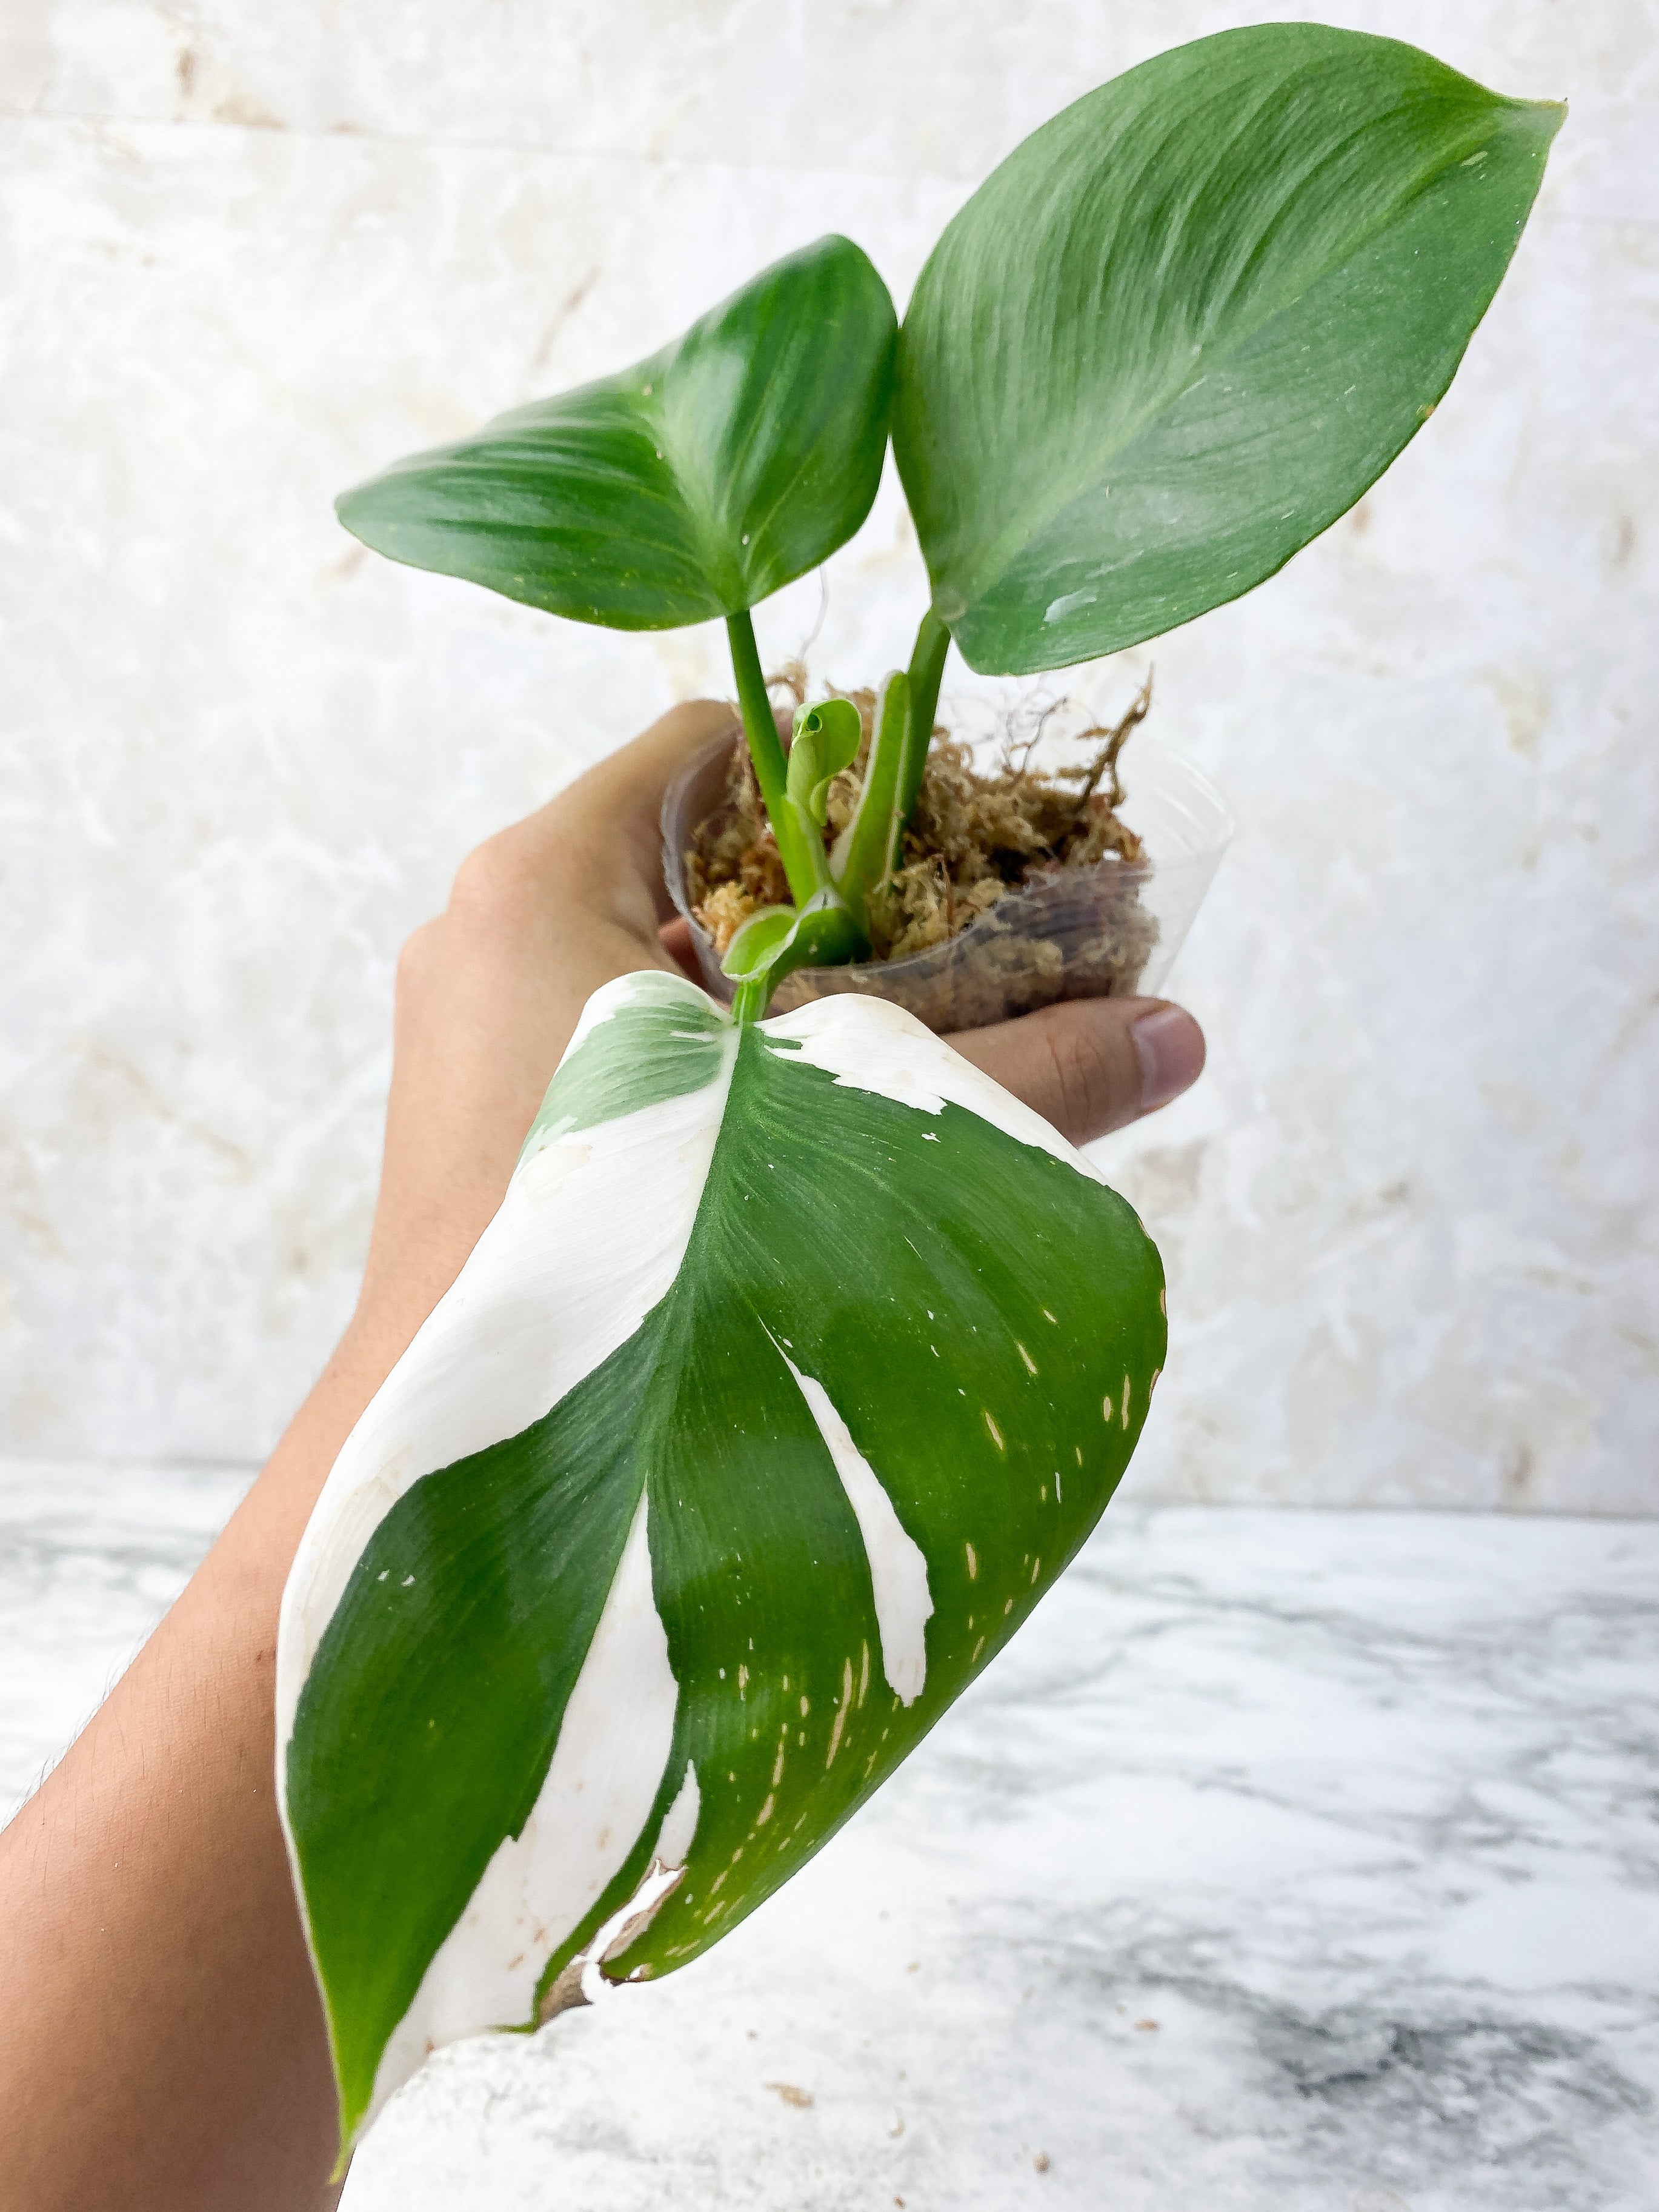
[1,3,1655,1507]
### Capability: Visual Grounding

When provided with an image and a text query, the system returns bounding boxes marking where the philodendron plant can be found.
[281,24,1560,2159]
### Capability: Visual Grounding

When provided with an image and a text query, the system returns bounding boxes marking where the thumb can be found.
[946,997,1205,1149]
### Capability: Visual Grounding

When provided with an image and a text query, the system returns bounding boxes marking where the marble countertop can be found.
[4,1464,1655,2210]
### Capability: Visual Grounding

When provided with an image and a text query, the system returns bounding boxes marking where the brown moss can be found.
[687,685,1151,955]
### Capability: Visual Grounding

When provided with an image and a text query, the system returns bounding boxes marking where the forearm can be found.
[0,1326,398,2212]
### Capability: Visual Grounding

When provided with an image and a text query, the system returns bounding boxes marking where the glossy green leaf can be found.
[337,236,897,630]
[277,972,1164,2156]
[892,24,1563,675]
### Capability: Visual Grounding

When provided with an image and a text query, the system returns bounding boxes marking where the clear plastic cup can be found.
[661,727,1233,1035]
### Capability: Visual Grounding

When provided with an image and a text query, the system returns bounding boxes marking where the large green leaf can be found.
[276,973,1164,2154]
[892,25,1563,675]
[337,236,897,629]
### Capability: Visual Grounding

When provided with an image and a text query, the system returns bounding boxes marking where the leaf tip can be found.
[1501,90,1568,151]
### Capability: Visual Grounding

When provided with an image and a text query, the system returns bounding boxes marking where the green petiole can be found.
[725,611,950,1018]
[830,668,910,933]
[725,616,885,1021]
[721,610,954,1021]
[724,609,830,906]
[897,608,949,827]
[722,892,865,1025]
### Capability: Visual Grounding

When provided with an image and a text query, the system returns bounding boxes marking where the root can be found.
[685,677,1152,965]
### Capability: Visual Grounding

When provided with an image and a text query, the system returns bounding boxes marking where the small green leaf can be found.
[721,891,865,1020]
[786,698,864,828]
[338,236,897,630]
[893,25,1563,674]
[720,905,800,980]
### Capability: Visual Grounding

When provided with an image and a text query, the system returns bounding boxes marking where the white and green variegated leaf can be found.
[276,974,1165,2156]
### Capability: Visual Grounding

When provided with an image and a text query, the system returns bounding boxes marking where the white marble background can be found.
[2,2,1656,1507]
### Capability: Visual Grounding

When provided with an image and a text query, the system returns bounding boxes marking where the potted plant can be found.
[278,23,1560,2162]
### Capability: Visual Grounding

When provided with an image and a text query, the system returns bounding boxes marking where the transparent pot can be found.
[662,728,1233,1035]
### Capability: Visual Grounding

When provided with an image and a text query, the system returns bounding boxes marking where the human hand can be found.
[354,698,1206,1379]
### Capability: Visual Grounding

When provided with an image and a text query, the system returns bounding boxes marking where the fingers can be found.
[657,914,705,983]
[365,704,745,1329]
[490,699,737,926]
[946,997,1205,1149]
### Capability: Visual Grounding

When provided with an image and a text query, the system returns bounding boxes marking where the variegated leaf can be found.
[276,974,1165,2153]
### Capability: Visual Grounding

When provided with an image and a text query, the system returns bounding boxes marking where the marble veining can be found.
[0,7,1657,1509]
[5,1464,1655,2208]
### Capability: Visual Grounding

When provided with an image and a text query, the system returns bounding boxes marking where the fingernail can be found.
[1132,1005,1205,1112]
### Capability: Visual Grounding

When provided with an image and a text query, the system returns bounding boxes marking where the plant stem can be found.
[896,608,950,826]
[725,610,826,905]
[830,668,909,931]
[730,974,773,1026]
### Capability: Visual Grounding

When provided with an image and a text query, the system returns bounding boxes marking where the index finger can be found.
[506,699,738,928]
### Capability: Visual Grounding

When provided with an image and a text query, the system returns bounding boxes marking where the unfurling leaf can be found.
[893,24,1562,675]
[719,892,863,1003]
[786,698,864,828]
[277,974,1164,2156]
[719,904,800,980]
[337,236,897,631]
